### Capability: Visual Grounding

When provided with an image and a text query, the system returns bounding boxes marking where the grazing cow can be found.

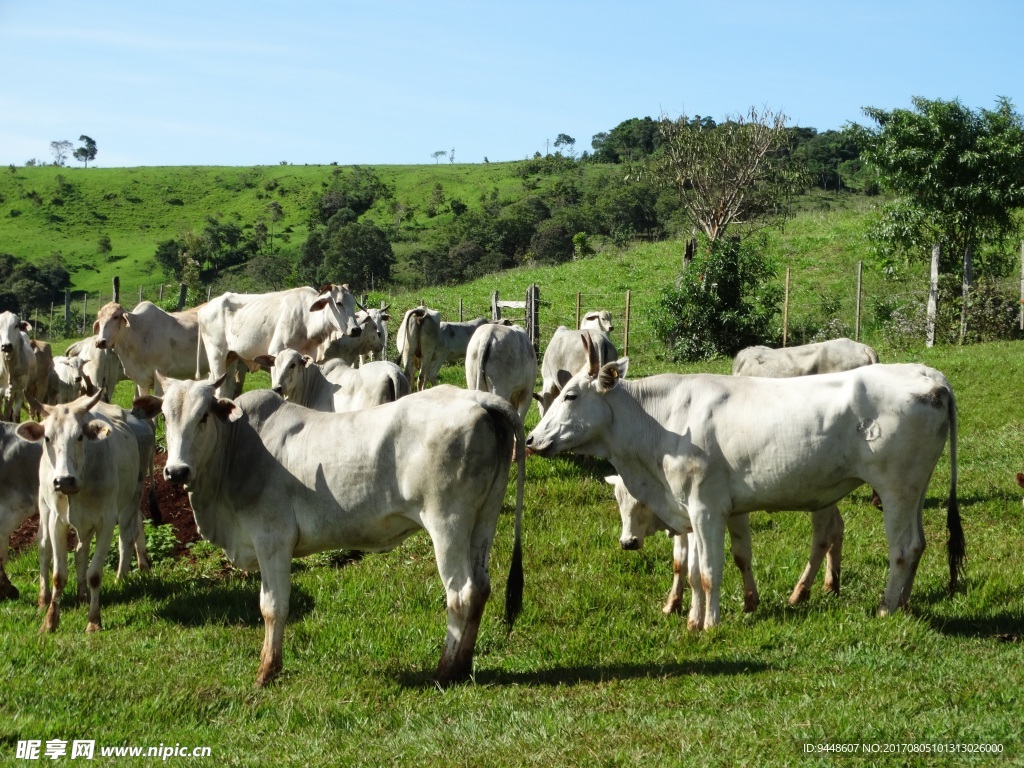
[536,326,617,415]
[465,323,537,422]
[0,312,36,422]
[134,377,525,687]
[16,393,157,633]
[605,475,761,614]
[197,285,361,396]
[732,337,879,378]
[526,338,963,630]
[396,308,488,390]
[257,349,410,412]
[65,336,126,402]
[580,310,614,334]
[320,306,391,366]
[0,421,42,600]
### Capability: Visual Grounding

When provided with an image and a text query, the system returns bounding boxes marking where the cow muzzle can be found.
[95,338,108,350]
[53,476,80,495]
[0,343,12,353]
[164,464,192,485]
[620,536,643,551]
[348,326,362,338]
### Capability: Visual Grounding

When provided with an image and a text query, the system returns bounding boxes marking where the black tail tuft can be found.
[946,495,965,594]
[149,485,163,527]
[505,538,523,629]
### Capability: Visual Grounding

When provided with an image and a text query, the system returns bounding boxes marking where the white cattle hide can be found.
[465,323,537,422]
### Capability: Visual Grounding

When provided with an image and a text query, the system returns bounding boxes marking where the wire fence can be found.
[30,265,1024,371]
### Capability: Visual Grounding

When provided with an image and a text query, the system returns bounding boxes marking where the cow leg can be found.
[429,518,494,685]
[41,511,69,633]
[662,533,687,615]
[74,531,91,605]
[254,548,292,687]
[726,514,759,613]
[789,504,842,605]
[0,517,20,601]
[134,517,151,573]
[691,512,726,629]
[686,534,705,631]
[84,516,117,633]
[37,506,53,609]
[878,492,926,616]
[823,507,845,596]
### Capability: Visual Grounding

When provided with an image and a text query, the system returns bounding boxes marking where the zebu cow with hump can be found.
[65,336,125,403]
[197,284,362,397]
[0,421,42,600]
[465,323,537,422]
[134,376,525,687]
[536,326,616,415]
[0,311,35,421]
[526,337,963,630]
[320,306,391,366]
[396,307,487,390]
[257,348,410,412]
[641,337,882,614]
[16,393,158,633]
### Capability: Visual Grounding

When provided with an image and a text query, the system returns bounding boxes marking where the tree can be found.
[431,150,447,164]
[554,133,576,156]
[858,97,1024,278]
[265,201,284,253]
[308,166,393,228]
[49,140,73,166]
[316,219,394,293]
[72,135,97,168]
[642,107,802,243]
[590,117,660,163]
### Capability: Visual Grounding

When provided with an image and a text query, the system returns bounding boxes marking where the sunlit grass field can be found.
[2,337,1022,766]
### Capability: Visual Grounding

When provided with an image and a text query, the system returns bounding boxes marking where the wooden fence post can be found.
[575,292,582,329]
[782,268,790,347]
[81,293,89,334]
[527,284,540,354]
[491,291,500,322]
[623,290,631,358]
[459,297,463,322]
[926,244,940,348]
[854,261,863,342]
[112,276,120,303]
[64,288,70,329]
[177,284,188,312]
[959,244,973,345]
[159,284,165,302]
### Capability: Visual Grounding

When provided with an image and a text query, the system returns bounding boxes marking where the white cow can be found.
[47,356,91,405]
[24,339,54,418]
[580,310,614,334]
[537,326,617,415]
[0,421,42,600]
[0,312,36,421]
[465,323,537,422]
[134,377,525,687]
[320,306,391,366]
[732,337,879,377]
[396,308,488,390]
[257,349,410,412]
[197,284,361,396]
[16,393,157,633]
[65,336,126,403]
[526,338,963,631]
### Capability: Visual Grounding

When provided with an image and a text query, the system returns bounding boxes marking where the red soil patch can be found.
[8,452,199,557]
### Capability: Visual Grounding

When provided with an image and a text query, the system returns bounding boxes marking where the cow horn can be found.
[583,333,599,377]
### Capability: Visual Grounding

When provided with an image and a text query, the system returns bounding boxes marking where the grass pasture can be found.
[2,341,1023,766]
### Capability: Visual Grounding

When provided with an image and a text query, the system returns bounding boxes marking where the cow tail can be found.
[475,336,492,392]
[504,404,526,630]
[946,386,964,594]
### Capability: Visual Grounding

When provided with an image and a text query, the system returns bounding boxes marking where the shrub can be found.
[653,236,781,362]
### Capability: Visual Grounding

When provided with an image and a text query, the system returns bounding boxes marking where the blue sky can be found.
[1,0,1020,167]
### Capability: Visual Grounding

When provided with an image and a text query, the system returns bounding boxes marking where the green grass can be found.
[2,340,1023,766]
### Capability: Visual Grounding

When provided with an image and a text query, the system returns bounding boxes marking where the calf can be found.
[135,377,525,687]
[17,393,156,633]
[732,337,879,377]
[320,306,391,365]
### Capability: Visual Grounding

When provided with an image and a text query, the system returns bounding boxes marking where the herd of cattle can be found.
[0,285,966,686]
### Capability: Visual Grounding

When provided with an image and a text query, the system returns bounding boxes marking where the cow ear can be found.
[596,358,629,392]
[302,355,313,367]
[16,421,45,442]
[92,319,100,334]
[132,395,163,420]
[555,369,573,389]
[309,297,329,312]
[212,398,243,423]
[253,354,276,370]
[122,313,132,328]
[83,421,111,440]
[17,320,31,332]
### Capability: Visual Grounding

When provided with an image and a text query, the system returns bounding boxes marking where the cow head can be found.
[94,302,128,350]
[605,475,669,550]
[581,310,614,334]
[16,391,107,495]
[258,349,312,399]
[310,284,361,338]
[134,374,242,487]
[526,334,629,458]
[0,311,30,354]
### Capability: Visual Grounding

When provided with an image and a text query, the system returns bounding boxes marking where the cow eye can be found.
[200,412,209,425]
[564,392,578,402]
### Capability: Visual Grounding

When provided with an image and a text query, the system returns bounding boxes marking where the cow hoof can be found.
[877,606,891,618]
[85,621,102,633]
[255,660,282,688]
[788,585,810,605]
[662,597,683,616]
[743,593,760,613]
